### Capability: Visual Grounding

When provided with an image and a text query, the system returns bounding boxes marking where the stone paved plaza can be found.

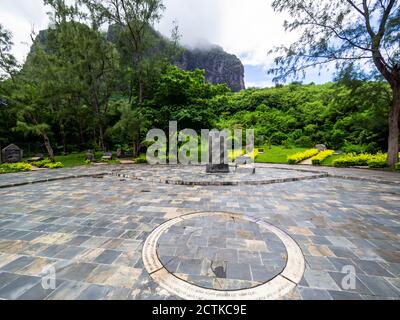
[0,164,399,300]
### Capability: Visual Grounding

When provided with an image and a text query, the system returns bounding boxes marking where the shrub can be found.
[395,162,400,171]
[367,160,387,168]
[333,152,397,168]
[0,163,32,173]
[295,136,314,148]
[44,162,64,169]
[229,149,244,161]
[32,159,51,168]
[244,149,259,161]
[333,153,371,167]
[134,155,148,164]
[311,150,334,165]
[288,149,319,164]
[342,142,370,154]
[367,153,387,168]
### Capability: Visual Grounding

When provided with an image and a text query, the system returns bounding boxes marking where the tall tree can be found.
[81,0,165,102]
[269,0,400,166]
[45,0,121,151]
[0,24,19,82]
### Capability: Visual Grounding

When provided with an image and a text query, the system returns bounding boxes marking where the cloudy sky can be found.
[0,0,333,87]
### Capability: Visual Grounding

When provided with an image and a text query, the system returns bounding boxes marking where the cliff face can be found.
[176,46,245,92]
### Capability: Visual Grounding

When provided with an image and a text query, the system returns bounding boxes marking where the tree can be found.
[111,99,151,157]
[81,0,165,103]
[0,24,19,81]
[269,0,400,166]
[45,0,121,151]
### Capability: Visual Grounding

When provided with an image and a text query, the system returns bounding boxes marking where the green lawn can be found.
[255,146,308,164]
[54,152,119,168]
[27,147,343,168]
[320,154,342,167]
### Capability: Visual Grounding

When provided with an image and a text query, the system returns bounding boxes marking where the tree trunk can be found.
[43,133,55,162]
[387,87,400,167]
[133,135,140,159]
[79,123,85,150]
[139,79,144,104]
[98,124,105,152]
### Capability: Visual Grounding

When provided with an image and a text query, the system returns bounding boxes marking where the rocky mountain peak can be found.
[176,45,245,92]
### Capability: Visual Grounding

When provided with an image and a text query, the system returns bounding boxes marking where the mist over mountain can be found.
[107,24,245,92]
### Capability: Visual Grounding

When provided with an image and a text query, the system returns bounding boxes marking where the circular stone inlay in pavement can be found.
[112,165,328,186]
[143,212,305,300]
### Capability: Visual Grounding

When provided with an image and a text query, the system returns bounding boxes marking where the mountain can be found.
[33,25,246,92]
[107,24,245,92]
[176,45,245,92]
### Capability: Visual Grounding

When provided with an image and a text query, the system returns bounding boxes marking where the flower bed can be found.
[0,163,32,174]
[311,150,334,166]
[44,162,64,169]
[32,160,52,168]
[333,152,399,168]
[288,149,319,164]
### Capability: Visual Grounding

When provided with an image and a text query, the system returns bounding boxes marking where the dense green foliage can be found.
[216,81,391,153]
[0,163,32,173]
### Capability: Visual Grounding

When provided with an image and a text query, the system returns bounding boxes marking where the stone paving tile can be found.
[328,290,363,300]
[298,287,333,300]
[328,271,373,296]
[54,246,87,260]
[18,257,56,276]
[238,251,262,265]
[55,262,98,282]
[0,256,36,273]
[0,274,41,300]
[17,280,65,300]
[357,260,394,277]
[303,270,341,291]
[305,256,337,271]
[226,263,252,281]
[104,287,132,300]
[76,284,113,300]
[0,272,20,290]
[94,250,122,265]
[357,274,399,298]
[45,280,90,300]
[177,259,203,275]
[250,265,279,283]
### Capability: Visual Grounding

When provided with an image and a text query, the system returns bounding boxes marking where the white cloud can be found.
[0,0,48,62]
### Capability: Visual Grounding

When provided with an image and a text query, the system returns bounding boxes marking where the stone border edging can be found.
[142,211,305,300]
[0,173,108,189]
[109,169,329,186]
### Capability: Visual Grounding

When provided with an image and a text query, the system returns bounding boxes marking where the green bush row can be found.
[288,149,319,164]
[0,163,32,173]
[44,162,64,169]
[311,150,334,166]
[32,160,52,168]
[333,153,400,168]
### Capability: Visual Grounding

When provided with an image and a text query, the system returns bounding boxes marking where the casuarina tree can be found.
[269,0,399,166]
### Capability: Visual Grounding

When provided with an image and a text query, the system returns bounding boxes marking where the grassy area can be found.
[320,154,342,167]
[54,152,87,168]
[255,146,308,164]
[54,152,120,168]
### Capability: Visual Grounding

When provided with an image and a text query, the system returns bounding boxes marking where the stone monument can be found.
[1,144,23,163]
[86,150,95,162]
[206,132,230,173]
